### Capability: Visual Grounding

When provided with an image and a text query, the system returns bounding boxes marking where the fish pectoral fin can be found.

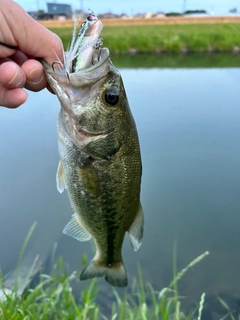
[56,161,65,193]
[128,204,144,251]
[63,213,92,242]
[80,260,128,287]
[77,162,100,197]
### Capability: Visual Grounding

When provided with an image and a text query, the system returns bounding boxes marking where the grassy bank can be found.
[0,226,236,319]
[49,23,240,54]
[111,53,240,68]
[0,252,210,320]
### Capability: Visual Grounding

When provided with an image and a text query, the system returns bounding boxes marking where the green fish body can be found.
[42,14,143,287]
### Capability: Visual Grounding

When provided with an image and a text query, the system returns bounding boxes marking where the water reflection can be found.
[113,52,240,68]
[0,56,240,317]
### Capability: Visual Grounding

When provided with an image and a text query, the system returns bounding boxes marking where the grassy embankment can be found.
[49,23,240,55]
[0,225,211,320]
[0,251,209,320]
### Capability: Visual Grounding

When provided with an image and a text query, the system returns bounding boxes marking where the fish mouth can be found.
[42,12,109,85]
[71,46,109,73]
[42,47,109,77]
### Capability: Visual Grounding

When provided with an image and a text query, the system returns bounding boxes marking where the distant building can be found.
[135,13,144,18]
[28,3,72,20]
[98,12,122,19]
[145,11,153,18]
[155,12,165,18]
[47,3,72,19]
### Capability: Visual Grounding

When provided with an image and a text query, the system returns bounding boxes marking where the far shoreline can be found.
[39,16,240,28]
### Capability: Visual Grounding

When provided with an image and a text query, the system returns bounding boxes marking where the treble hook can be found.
[52,61,70,81]
[52,61,64,72]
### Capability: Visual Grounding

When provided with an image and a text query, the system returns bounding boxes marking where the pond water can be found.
[0,54,240,318]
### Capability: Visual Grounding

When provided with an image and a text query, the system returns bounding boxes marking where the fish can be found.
[41,12,144,287]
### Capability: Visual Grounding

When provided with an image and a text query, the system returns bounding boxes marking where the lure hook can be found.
[52,61,63,72]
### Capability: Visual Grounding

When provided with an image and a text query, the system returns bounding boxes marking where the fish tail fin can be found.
[80,260,106,281]
[105,262,128,287]
[80,260,128,287]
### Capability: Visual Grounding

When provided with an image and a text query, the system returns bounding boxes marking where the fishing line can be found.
[0,41,18,50]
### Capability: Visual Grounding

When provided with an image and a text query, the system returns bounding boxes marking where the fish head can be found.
[42,18,129,153]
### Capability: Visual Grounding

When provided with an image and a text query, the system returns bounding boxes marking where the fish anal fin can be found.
[77,162,100,197]
[56,161,65,193]
[63,213,92,242]
[80,260,128,287]
[128,204,144,251]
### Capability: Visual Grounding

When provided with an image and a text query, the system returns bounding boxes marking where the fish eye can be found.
[104,88,119,106]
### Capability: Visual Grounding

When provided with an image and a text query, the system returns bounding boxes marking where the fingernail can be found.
[8,68,24,87]
[27,68,44,85]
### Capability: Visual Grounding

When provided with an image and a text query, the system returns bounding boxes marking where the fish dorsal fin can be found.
[56,161,65,193]
[128,204,144,251]
[63,213,92,242]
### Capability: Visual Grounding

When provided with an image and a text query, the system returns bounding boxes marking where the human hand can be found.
[0,0,64,108]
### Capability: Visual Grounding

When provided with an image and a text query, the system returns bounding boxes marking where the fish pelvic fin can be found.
[63,213,92,241]
[80,260,128,287]
[56,161,65,193]
[128,204,144,251]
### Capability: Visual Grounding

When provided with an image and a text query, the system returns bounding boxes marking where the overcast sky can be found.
[16,0,239,15]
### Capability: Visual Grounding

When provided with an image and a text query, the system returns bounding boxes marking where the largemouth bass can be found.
[42,13,144,287]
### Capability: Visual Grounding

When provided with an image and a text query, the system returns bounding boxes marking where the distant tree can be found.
[184,10,207,15]
[229,8,237,13]
[165,12,182,17]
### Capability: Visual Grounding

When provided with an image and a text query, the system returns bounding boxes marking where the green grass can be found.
[49,23,240,54]
[0,249,211,320]
[0,257,100,320]
[1,250,239,319]
[0,227,237,319]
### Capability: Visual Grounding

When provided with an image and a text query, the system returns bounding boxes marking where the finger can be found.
[21,59,47,92]
[0,86,28,108]
[0,61,26,89]
[8,50,29,66]
[1,0,64,64]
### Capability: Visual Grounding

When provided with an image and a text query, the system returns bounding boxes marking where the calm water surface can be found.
[1,57,240,316]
